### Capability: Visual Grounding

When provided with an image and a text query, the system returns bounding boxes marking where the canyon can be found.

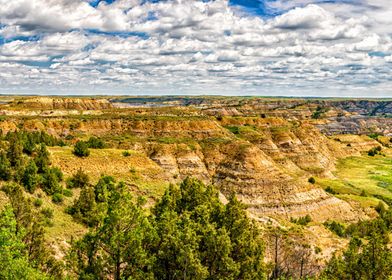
[1,95,392,265]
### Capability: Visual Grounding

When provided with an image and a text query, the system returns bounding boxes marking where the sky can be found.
[0,0,391,97]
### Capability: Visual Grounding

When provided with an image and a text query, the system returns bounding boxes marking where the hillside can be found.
[1,96,392,278]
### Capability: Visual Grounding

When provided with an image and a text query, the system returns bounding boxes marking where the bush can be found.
[225,126,240,135]
[21,160,39,193]
[324,220,346,237]
[34,144,50,173]
[86,137,105,149]
[41,207,54,227]
[0,150,12,181]
[325,186,337,194]
[50,167,63,182]
[368,146,382,156]
[291,214,312,226]
[67,168,89,189]
[73,141,90,157]
[52,193,64,204]
[41,168,63,195]
[308,177,316,184]
[41,207,54,219]
[311,106,328,119]
[369,133,381,140]
[375,201,387,214]
[33,198,43,208]
[122,150,131,157]
[63,189,73,197]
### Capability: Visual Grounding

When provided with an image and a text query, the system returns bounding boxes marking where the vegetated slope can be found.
[0,96,390,224]
[2,96,392,278]
[0,110,379,225]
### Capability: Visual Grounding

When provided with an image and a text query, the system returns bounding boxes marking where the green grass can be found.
[336,194,381,208]
[317,155,392,208]
[334,156,392,198]
[24,190,86,245]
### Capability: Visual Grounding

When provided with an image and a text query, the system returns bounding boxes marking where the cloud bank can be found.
[0,0,391,96]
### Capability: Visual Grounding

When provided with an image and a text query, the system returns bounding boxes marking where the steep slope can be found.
[0,97,384,224]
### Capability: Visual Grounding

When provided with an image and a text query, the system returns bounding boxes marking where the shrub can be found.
[63,189,73,197]
[52,193,64,204]
[122,150,131,157]
[0,150,12,181]
[308,177,316,184]
[325,186,337,194]
[291,214,312,226]
[375,201,387,214]
[67,168,89,189]
[324,220,346,237]
[311,106,328,119]
[73,141,90,157]
[41,207,54,219]
[34,144,50,173]
[369,133,381,140]
[21,160,39,193]
[86,137,105,149]
[368,146,382,156]
[41,168,63,195]
[41,207,54,227]
[225,126,240,135]
[33,198,43,208]
[360,190,368,197]
[50,167,64,182]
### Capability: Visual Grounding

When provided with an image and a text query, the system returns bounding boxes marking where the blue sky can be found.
[0,0,391,97]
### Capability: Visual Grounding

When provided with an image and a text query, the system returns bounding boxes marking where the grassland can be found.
[49,146,169,199]
[317,155,392,208]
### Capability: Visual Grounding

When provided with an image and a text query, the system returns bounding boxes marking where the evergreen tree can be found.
[68,186,99,227]
[0,206,51,280]
[2,183,63,278]
[86,137,105,149]
[73,141,90,157]
[34,144,50,173]
[0,150,12,181]
[152,178,266,280]
[67,168,90,189]
[323,211,392,280]
[21,160,39,193]
[41,167,63,195]
[94,175,116,203]
[6,135,23,167]
[23,135,36,155]
[69,181,156,280]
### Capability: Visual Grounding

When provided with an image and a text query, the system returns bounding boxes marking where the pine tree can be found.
[0,206,50,280]
[6,135,23,167]
[0,150,12,181]
[67,168,90,189]
[41,167,63,195]
[2,183,63,278]
[21,160,39,193]
[69,181,156,280]
[73,141,90,157]
[34,144,50,173]
[152,178,266,280]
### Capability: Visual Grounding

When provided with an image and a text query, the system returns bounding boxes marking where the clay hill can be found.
[0,96,389,225]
